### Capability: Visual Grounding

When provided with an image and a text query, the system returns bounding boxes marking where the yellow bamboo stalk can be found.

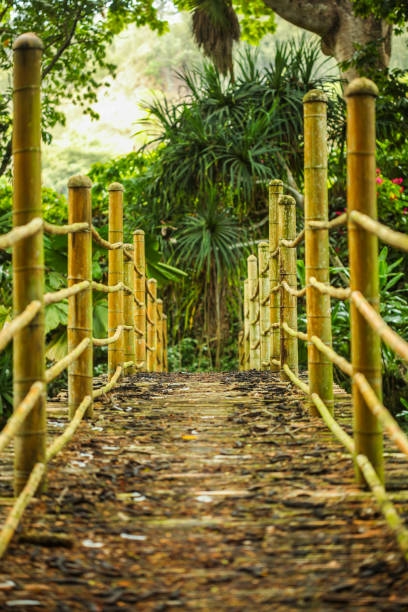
[350,210,408,252]
[108,183,124,380]
[123,256,136,374]
[304,89,334,416]
[67,176,93,420]
[248,255,260,369]
[269,180,282,371]
[147,278,157,372]
[0,218,42,250]
[244,279,250,370]
[163,313,168,372]
[46,338,90,383]
[346,77,383,485]
[133,230,146,372]
[0,301,41,352]
[238,330,244,371]
[12,33,46,495]
[0,382,43,455]
[351,290,408,362]
[258,242,270,370]
[93,365,122,399]
[279,195,298,379]
[156,299,163,372]
[0,462,45,559]
[46,395,92,462]
[44,221,89,235]
[44,280,90,305]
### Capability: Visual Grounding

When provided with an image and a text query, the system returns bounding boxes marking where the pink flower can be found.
[376,177,383,184]
[403,208,408,215]
[376,168,380,174]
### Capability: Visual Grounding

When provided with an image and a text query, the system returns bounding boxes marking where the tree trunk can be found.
[263,0,392,81]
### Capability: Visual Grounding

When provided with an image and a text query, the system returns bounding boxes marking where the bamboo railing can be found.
[0,33,168,559]
[239,78,408,560]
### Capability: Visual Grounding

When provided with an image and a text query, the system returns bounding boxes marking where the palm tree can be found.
[184,0,240,78]
[176,192,242,368]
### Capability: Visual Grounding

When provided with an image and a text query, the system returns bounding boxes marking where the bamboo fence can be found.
[238,77,408,559]
[0,33,168,559]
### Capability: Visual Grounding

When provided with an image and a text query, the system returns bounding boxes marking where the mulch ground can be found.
[0,370,407,611]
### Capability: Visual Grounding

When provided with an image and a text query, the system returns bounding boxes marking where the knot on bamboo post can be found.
[269,179,283,188]
[345,78,379,98]
[303,89,328,104]
[13,32,44,50]
[67,175,92,189]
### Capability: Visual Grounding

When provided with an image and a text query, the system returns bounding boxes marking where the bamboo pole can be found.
[248,255,260,369]
[108,183,124,380]
[12,33,46,495]
[303,89,334,416]
[238,330,244,371]
[163,313,168,372]
[147,278,157,371]
[123,256,136,374]
[133,230,146,371]
[279,195,298,379]
[346,77,383,485]
[269,180,282,371]
[67,176,93,420]
[258,242,270,370]
[156,299,163,372]
[244,279,250,370]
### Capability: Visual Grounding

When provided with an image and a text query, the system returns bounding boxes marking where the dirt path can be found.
[0,371,407,611]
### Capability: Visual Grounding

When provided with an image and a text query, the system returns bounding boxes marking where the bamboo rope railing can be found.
[239,77,408,560]
[0,32,169,559]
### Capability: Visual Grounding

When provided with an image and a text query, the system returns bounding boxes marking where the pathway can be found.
[0,371,408,611]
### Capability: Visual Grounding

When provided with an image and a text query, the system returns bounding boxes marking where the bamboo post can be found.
[108,183,124,380]
[346,78,383,484]
[156,299,163,372]
[279,195,298,379]
[269,180,282,371]
[238,330,244,371]
[67,176,93,420]
[244,279,250,370]
[303,90,334,416]
[147,278,157,372]
[258,242,270,370]
[163,313,168,372]
[248,255,260,369]
[12,33,46,495]
[133,230,146,371]
[123,256,136,374]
